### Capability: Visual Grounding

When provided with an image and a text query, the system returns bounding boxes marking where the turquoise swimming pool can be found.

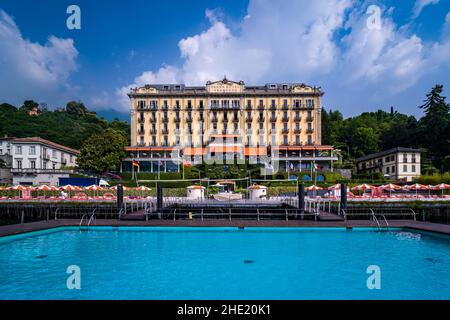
[0,227,449,299]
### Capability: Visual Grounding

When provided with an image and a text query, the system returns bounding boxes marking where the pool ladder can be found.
[79,209,97,230]
[370,209,389,231]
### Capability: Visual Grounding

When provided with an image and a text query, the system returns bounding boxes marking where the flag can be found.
[312,163,321,171]
[132,160,140,168]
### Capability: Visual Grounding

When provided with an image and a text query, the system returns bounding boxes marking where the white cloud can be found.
[115,0,450,115]
[0,10,78,106]
[412,0,440,19]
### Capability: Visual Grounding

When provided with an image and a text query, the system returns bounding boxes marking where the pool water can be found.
[0,227,449,299]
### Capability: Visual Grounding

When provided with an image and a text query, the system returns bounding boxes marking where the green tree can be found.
[66,101,88,116]
[77,129,128,172]
[19,100,39,112]
[418,85,450,171]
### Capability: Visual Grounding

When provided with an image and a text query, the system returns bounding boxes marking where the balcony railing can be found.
[270,105,277,110]
[11,168,74,174]
[257,105,265,110]
[209,104,241,110]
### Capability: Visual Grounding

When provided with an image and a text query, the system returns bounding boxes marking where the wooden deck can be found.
[1,219,450,237]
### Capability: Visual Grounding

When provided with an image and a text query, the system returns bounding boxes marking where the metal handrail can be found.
[380,214,389,230]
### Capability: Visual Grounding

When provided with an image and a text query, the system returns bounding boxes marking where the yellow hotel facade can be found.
[123,78,339,173]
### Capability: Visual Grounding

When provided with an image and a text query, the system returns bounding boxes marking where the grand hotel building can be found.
[123,78,339,173]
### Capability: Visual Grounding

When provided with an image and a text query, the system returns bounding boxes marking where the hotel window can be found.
[43,161,47,170]
[163,136,168,146]
[412,165,416,172]
[138,100,146,108]
[15,146,22,154]
[17,159,22,169]
[283,135,288,145]
[412,155,416,163]
[392,166,395,173]
[271,100,276,108]
[259,100,264,107]
[307,135,312,145]
[294,100,301,108]
[283,99,288,108]
[403,165,407,172]
[232,100,240,108]
[29,146,36,155]
[152,136,156,145]
[385,156,389,162]
[175,100,180,109]
[306,99,314,108]
[149,100,157,109]
[163,100,168,108]
[246,100,252,109]
[296,135,300,144]
[271,122,276,130]
[403,154,408,163]
[199,100,204,109]
[187,100,192,109]
[53,150,57,158]
[234,123,238,132]
[259,122,264,130]
[247,122,251,130]
[386,167,390,174]
[140,136,144,145]
[30,160,36,169]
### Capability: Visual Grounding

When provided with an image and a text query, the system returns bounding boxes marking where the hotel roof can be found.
[10,137,80,155]
[356,147,420,162]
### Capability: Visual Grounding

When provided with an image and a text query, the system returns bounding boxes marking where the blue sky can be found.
[0,0,449,120]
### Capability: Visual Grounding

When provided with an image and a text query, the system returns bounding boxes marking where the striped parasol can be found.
[110,185,129,191]
[60,185,81,191]
[305,185,323,191]
[135,186,151,191]
[327,184,341,190]
[85,185,104,191]
[406,183,429,190]
[381,183,403,190]
[351,184,374,191]
[431,183,450,196]
[9,185,34,191]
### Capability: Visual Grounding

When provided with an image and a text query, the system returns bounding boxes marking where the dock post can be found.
[340,183,347,216]
[117,185,124,216]
[157,183,163,213]
[298,183,305,211]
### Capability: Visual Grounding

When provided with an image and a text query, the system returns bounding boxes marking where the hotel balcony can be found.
[307,128,314,134]
[307,116,314,122]
[246,117,252,123]
[282,105,289,110]
[258,116,265,122]
[282,128,289,134]
[149,128,156,134]
[162,104,169,110]
[282,116,289,122]
[245,104,252,110]
[11,168,74,174]
[138,129,145,135]
[138,117,145,123]
[257,105,265,110]
[294,128,301,134]
[209,104,241,110]
[269,105,277,110]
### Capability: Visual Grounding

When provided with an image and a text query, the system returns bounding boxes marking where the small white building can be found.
[356,147,421,182]
[186,185,205,199]
[248,184,267,200]
[0,137,79,186]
